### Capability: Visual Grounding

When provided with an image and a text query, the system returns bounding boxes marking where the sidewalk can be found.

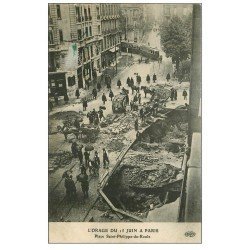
[49,54,137,116]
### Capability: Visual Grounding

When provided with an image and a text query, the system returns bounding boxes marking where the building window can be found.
[56,5,61,19]
[59,30,63,43]
[98,25,101,34]
[49,30,54,44]
[88,7,91,18]
[90,45,93,57]
[85,27,88,37]
[84,8,87,19]
[77,29,82,40]
[76,6,81,22]
[89,26,92,36]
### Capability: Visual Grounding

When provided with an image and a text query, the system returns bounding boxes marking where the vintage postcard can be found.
[48,2,201,243]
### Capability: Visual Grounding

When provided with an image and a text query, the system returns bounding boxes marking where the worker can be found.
[140,108,145,122]
[77,168,89,199]
[84,150,90,169]
[97,82,101,92]
[77,145,83,165]
[153,73,157,83]
[138,93,141,104]
[109,90,114,101]
[102,93,107,105]
[166,73,170,82]
[98,108,104,121]
[103,148,110,169]
[92,88,97,100]
[75,88,80,99]
[146,74,150,83]
[71,141,78,158]
[134,118,139,131]
[117,79,121,88]
[82,98,88,111]
[68,175,77,201]
[126,77,131,87]
[182,89,188,100]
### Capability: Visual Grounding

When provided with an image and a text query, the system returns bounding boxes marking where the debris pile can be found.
[50,111,82,121]
[48,151,73,172]
[107,138,125,151]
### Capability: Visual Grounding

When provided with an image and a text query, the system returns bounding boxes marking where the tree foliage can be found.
[160,14,192,71]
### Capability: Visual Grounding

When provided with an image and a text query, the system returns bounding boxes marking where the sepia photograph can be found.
[48,2,201,243]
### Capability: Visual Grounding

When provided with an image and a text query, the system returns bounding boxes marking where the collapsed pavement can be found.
[100,108,188,221]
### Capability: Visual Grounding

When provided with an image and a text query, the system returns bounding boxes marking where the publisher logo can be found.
[185,231,196,237]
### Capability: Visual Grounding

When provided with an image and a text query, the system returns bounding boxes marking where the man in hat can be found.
[166,73,171,82]
[153,73,157,83]
[71,141,78,158]
[77,145,83,165]
[92,88,97,100]
[77,168,89,199]
[117,79,121,88]
[84,149,90,169]
[98,107,104,121]
[75,88,80,99]
[102,93,107,105]
[109,89,114,101]
[103,148,109,169]
[182,89,188,100]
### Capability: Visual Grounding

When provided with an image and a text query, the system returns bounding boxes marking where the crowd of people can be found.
[64,143,111,202]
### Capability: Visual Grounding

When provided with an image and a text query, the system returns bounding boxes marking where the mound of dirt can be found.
[50,111,82,121]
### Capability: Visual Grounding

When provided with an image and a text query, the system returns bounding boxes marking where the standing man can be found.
[68,175,77,201]
[103,148,110,169]
[77,145,83,165]
[76,168,89,199]
[140,108,145,122]
[134,118,139,131]
[84,149,90,169]
[126,77,131,87]
[146,74,150,83]
[71,141,78,158]
[85,79,90,90]
[102,93,107,105]
[109,89,114,101]
[182,89,188,100]
[138,93,141,104]
[117,79,121,88]
[174,89,178,101]
[75,88,80,99]
[166,73,170,82]
[97,81,101,92]
[170,88,175,101]
[98,107,104,121]
[92,88,97,100]
[153,73,157,83]
[64,93,69,104]
[94,151,100,176]
[82,98,88,111]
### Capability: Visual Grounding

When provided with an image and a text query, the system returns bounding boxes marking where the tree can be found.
[160,15,192,71]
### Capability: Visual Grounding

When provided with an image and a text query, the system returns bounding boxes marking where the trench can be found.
[102,109,188,221]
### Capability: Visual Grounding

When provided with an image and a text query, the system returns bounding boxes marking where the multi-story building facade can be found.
[48,3,103,96]
[163,4,193,25]
[99,4,121,70]
[120,4,143,42]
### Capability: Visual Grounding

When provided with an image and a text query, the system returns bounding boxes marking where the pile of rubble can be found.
[48,151,73,172]
[107,138,125,151]
[101,112,138,135]
[129,164,179,189]
[50,111,82,121]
